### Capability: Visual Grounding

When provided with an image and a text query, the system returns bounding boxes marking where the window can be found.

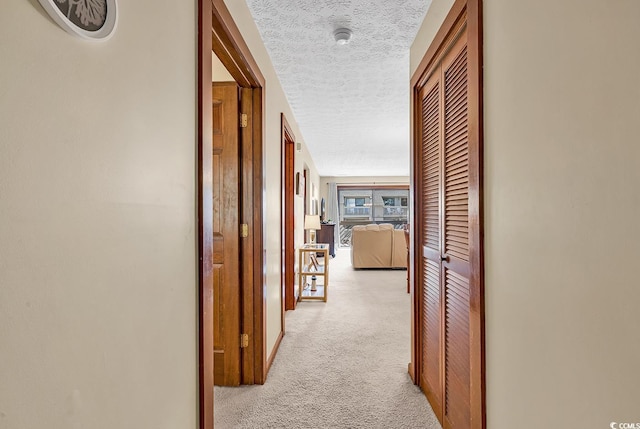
[337,186,409,246]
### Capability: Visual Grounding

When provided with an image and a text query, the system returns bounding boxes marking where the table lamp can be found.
[304,214,321,244]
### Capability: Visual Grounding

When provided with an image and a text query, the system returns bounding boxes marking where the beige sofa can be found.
[351,224,407,269]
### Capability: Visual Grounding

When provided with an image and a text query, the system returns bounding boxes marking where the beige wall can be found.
[410,0,455,76]
[212,54,234,81]
[412,0,640,427]
[223,0,320,357]
[0,1,196,428]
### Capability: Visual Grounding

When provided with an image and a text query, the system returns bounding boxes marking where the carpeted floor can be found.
[214,248,441,429]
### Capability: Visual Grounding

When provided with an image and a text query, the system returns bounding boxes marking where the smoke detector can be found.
[333,28,353,45]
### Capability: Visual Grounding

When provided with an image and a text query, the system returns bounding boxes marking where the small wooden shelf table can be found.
[298,243,329,302]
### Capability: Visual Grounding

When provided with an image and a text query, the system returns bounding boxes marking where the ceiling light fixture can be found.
[333,28,352,45]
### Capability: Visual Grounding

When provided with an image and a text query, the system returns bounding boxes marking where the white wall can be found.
[412,0,640,427]
[223,0,320,357]
[0,1,197,429]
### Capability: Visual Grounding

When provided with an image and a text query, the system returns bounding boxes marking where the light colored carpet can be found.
[214,248,441,429]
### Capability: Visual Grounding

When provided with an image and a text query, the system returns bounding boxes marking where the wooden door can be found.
[441,30,472,429]
[419,69,444,417]
[212,82,241,386]
[415,16,484,428]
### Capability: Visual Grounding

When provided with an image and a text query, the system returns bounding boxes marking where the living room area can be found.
[292,178,411,303]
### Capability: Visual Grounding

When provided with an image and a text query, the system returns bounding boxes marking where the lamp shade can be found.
[304,214,321,230]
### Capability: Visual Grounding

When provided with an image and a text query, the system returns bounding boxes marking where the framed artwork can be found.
[38,0,118,41]
[296,172,305,196]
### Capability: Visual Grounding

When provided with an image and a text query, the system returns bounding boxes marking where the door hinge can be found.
[240,113,248,128]
[240,224,249,238]
[240,333,249,348]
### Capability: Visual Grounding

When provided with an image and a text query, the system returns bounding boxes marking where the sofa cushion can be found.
[351,224,393,268]
[391,229,407,268]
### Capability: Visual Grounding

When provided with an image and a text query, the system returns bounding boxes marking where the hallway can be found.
[214,249,440,428]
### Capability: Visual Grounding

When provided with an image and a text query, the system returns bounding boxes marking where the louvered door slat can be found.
[446,138,467,157]
[446,157,468,172]
[447,239,469,250]
[446,84,467,106]
[422,82,440,250]
[445,268,471,429]
[446,106,468,125]
[447,165,469,178]
[423,258,441,405]
[446,173,468,185]
[447,168,468,179]
[447,231,468,242]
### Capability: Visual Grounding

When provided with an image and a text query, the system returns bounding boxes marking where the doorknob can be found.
[441,254,449,262]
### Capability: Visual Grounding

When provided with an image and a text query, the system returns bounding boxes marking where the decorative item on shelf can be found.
[304,214,321,243]
[310,254,319,271]
[309,253,319,291]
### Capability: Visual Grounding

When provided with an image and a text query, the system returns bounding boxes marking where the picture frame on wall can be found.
[37,0,118,41]
[296,172,305,196]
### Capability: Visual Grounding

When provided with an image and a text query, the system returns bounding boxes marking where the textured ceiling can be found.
[245,0,432,177]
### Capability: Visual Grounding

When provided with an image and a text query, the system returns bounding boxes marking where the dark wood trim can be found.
[410,75,422,388]
[240,87,255,385]
[281,113,296,312]
[266,330,284,374]
[211,0,265,88]
[410,0,484,427]
[251,88,267,385]
[197,0,214,426]
[467,0,485,427]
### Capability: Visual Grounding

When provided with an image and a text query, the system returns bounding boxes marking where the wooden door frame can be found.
[281,114,296,312]
[198,0,266,427]
[409,0,484,427]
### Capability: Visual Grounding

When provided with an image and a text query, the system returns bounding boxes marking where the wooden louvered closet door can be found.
[419,71,443,415]
[441,30,471,429]
[417,25,479,429]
